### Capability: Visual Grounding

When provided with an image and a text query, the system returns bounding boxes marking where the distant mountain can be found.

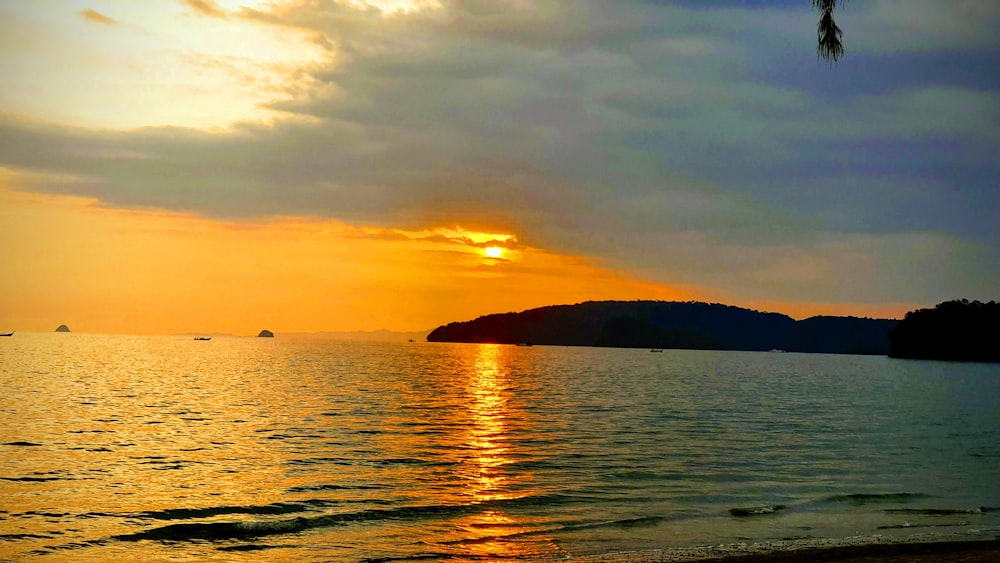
[889,299,999,362]
[54,324,71,333]
[427,301,899,355]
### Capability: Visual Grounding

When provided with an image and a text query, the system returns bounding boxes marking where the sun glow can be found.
[484,246,504,259]
[0,181,701,335]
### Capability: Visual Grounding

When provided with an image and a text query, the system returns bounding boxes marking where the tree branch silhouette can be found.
[813,0,845,62]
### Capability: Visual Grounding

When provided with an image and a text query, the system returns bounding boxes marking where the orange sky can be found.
[0,182,693,335]
[0,178,916,336]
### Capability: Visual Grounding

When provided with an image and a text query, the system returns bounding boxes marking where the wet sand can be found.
[572,537,1000,563]
[696,539,1000,562]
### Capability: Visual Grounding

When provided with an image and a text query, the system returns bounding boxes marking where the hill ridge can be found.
[427,300,898,355]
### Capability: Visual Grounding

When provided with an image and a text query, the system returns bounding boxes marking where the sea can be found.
[1,333,999,562]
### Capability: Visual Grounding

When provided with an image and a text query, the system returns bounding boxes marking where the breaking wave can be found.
[729,505,786,517]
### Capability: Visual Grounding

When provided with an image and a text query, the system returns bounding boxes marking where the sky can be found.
[0,0,997,335]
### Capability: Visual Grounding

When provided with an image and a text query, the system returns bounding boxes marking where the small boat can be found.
[650,348,663,352]
[0,331,13,337]
[768,349,785,353]
[194,336,212,341]
[516,342,532,347]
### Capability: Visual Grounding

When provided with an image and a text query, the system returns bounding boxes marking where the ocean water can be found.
[1,333,999,562]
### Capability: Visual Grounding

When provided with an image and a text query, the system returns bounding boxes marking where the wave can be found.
[361,553,468,563]
[287,456,461,468]
[729,505,786,517]
[450,515,666,547]
[217,543,281,552]
[884,507,994,515]
[19,511,68,518]
[112,494,592,543]
[607,470,686,481]
[434,514,672,558]
[287,457,354,466]
[877,521,972,530]
[3,441,43,447]
[0,533,53,541]
[113,518,314,542]
[564,515,666,531]
[823,493,932,505]
[371,457,445,466]
[135,500,337,521]
[286,483,386,493]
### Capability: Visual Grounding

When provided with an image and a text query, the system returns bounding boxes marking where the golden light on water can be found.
[457,344,558,560]
[468,344,510,502]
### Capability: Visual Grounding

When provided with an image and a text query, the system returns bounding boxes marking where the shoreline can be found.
[700,539,1000,562]
[568,531,1000,562]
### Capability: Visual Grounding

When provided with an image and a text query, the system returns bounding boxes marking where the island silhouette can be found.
[428,300,898,355]
[888,299,999,362]
[257,329,275,338]
[54,324,71,333]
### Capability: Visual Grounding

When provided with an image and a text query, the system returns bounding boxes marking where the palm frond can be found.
[813,0,845,63]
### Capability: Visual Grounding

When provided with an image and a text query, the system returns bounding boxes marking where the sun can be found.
[484,246,504,259]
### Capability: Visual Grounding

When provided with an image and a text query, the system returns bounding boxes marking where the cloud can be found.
[851,0,1000,53]
[80,8,117,25]
[595,228,998,306]
[182,0,227,18]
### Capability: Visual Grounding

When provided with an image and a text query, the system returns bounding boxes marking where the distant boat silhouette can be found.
[516,342,532,347]
[769,349,785,353]
[650,348,663,352]
[0,331,13,337]
[408,339,415,342]
[194,336,212,341]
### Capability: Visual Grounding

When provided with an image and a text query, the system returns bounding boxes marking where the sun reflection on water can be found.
[448,344,562,560]
[466,344,513,502]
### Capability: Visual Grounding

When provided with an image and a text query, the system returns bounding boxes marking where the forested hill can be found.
[888,300,999,361]
[427,301,899,355]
